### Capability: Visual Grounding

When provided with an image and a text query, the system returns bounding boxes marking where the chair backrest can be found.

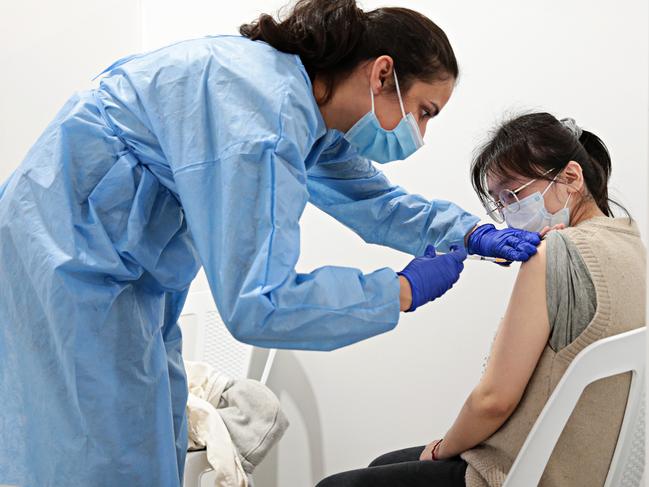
[503,327,646,487]
[179,290,276,384]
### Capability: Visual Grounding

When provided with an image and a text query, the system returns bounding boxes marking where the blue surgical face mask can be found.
[343,70,424,163]
[502,178,572,232]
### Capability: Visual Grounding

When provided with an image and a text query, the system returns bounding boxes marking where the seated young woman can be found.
[315,112,646,487]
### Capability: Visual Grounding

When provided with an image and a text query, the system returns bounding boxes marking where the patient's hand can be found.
[540,223,565,237]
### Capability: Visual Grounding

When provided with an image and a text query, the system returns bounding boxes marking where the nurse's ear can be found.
[369,55,394,96]
[561,160,585,194]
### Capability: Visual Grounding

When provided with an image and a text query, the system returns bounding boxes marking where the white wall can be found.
[0,1,142,182]
[138,2,648,486]
[1,1,647,486]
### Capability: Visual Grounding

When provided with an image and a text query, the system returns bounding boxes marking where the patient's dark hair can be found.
[240,0,458,104]
[471,112,630,219]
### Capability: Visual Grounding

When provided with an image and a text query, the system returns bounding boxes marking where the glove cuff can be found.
[467,223,495,255]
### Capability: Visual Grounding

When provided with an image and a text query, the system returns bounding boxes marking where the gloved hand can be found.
[467,224,541,262]
[398,245,467,312]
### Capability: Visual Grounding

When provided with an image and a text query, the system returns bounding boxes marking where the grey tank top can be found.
[545,230,597,351]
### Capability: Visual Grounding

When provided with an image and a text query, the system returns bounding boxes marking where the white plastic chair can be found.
[503,327,646,487]
[180,290,277,487]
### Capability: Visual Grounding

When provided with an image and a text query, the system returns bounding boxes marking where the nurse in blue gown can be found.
[0,1,540,486]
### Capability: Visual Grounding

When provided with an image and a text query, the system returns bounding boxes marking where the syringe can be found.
[437,251,510,264]
[467,255,510,264]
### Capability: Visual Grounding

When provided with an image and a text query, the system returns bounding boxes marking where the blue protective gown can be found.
[0,36,479,486]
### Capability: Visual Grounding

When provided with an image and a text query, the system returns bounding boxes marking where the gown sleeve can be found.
[306,135,480,256]
[155,48,400,351]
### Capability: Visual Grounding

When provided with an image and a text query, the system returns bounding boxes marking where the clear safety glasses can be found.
[484,168,555,223]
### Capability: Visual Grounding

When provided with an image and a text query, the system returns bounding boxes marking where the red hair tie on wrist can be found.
[432,439,444,461]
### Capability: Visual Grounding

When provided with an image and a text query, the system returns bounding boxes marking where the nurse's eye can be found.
[421,108,433,119]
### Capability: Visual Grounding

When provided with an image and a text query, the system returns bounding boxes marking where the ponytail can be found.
[577,130,615,217]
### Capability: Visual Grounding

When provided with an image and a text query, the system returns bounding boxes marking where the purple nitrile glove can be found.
[398,244,467,312]
[467,224,541,262]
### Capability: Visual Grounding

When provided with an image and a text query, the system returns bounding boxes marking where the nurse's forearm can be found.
[399,275,412,312]
[218,266,402,351]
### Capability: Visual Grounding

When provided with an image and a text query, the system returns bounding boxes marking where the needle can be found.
[467,255,510,264]
[436,251,510,264]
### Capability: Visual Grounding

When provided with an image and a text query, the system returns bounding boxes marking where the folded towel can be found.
[185,360,289,484]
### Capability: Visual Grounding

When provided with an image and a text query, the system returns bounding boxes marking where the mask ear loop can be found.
[541,173,560,196]
[392,69,407,119]
[543,170,573,209]
[563,192,573,208]
[369,69,407,118]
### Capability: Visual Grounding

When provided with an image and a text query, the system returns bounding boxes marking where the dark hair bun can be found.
[241,0,458,103]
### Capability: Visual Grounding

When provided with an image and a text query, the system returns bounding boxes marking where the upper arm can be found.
[476,240,551,411]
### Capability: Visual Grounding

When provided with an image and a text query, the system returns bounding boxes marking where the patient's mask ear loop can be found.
[543,173,573,210]
[563,192,573,209]
[559,191,573,226]
[542,175,573,229]
[541,173,559,197]
[547,172,573,211]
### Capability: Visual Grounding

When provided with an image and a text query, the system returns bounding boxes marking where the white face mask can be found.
[502,179,572,232]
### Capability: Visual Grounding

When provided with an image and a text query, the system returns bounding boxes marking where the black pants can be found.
[315,446,467,487]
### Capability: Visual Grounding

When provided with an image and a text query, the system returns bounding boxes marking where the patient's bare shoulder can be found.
[515,238,547,294]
